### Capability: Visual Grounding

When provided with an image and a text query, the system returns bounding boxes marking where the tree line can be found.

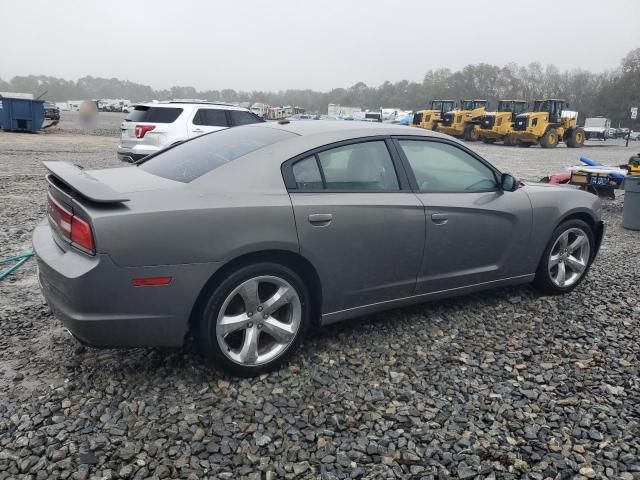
[1,48,638,125]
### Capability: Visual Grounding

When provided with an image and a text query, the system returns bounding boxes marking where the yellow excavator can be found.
[410,100,456,130]
[478,100,527,146]
[510,99,585,148]
[436,100,488,141]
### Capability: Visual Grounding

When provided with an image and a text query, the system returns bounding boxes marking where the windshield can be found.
[125,106,183,123]
[461,101,474,110]
[513,102,527,115]
[499,101,527,114]
[138,126,295,183]
[533,100,546,112]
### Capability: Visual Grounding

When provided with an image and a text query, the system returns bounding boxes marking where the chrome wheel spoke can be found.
[549,254,561,267]
[218,313,250,336]
[237,279,260,312]
[558,232,569,249]
[568,234,587,252]
[556,262,566,286]
[262,317,296,343]
[238,327,260,364]
[262,286,292,315]
[565,255,586,273]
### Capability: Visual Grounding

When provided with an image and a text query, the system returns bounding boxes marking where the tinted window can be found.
[317,141,399,191]
[139,127,295,183]
[292,156,323,190]
[399,140,497,192]
[230,110,262,126]
[125,106,183,123]
[193,108,228,127]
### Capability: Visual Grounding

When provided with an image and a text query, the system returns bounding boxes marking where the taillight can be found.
[47,193,95,253]
[135,124,155,138]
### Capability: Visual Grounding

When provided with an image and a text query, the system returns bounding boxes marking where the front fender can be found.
[521,182,601,269]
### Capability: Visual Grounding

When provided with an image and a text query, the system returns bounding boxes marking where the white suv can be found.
[117,102,264,162]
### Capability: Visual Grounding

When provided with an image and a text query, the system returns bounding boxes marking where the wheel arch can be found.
[188,249,323,331]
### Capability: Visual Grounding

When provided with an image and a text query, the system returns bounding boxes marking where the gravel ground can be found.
[1,124,639,480]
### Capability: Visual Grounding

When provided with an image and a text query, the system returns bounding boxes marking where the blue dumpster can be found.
[0,97,45,132]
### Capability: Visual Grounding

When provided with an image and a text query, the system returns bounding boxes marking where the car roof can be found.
[244,119,450,140]
[190,120,463,190]
[134,102,250,111]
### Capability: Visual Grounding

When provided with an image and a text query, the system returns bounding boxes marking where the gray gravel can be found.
[1,126,640,479]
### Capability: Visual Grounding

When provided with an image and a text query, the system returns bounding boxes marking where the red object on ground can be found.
[548,172,571,184]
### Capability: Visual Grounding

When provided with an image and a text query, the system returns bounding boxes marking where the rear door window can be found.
[317,141,399,191]
[138,127,295,183]
[292,156,323,190]
[193,108,229,127]
[229,110,263,126]
[125,107,183,123]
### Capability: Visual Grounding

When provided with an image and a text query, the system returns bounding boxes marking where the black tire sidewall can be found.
[534,219,595,294]
[195,262,311,376]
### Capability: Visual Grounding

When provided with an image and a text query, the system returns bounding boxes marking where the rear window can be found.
[138,126,295,183]
[125,106,183,123]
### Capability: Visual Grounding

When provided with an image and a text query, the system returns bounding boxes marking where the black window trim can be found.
[227,109,265,126]
[282,136,412,193]
[192,107,229,128]
[391,135,502,194]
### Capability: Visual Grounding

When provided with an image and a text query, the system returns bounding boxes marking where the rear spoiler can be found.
[43,161,129,203]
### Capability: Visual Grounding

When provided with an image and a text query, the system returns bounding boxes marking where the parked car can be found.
[629,131,640,141]
[34,122,604,375]
[618,128,630,139]
[44,102,60,121]
[117,101,264,162]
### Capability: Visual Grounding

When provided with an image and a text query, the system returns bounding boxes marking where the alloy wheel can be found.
[215,275,301,366]
[547,228,590,288]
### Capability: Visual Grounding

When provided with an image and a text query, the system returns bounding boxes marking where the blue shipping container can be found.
[0,97,45,132]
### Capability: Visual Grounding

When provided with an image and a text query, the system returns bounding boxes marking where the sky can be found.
[2,0,639,92]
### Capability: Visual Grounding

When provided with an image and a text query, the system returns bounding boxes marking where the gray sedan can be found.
[34,121,604,376]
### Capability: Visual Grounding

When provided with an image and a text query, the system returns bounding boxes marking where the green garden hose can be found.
[0,250,34,281]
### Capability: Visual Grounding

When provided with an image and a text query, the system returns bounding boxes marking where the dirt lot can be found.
[1,120,639,479]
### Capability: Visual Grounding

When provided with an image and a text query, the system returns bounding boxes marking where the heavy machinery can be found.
[511,99,585,148]
[478,100,527,146]
[436,99,488,141]
[410,100,456,130]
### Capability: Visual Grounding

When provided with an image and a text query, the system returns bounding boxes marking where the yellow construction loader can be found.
[410,100,456,130]
[478,100,527,146]
[436,100,488,141]
[511,99,585,148]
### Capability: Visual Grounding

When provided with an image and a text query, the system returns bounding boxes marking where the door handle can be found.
[192,128,204,133]
[431,212,448,224]
[308,213,333,226]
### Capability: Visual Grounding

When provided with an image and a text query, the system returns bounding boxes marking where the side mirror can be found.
[501,173,519,192]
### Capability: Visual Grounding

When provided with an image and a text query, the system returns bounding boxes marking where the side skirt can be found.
[320,274,535,326]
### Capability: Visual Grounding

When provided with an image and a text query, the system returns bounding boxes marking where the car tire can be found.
[533,219,595,294]
[194,262,311,377]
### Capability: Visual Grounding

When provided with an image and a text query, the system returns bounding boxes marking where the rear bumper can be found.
[116,149,150,163]
[33,219,220,348]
